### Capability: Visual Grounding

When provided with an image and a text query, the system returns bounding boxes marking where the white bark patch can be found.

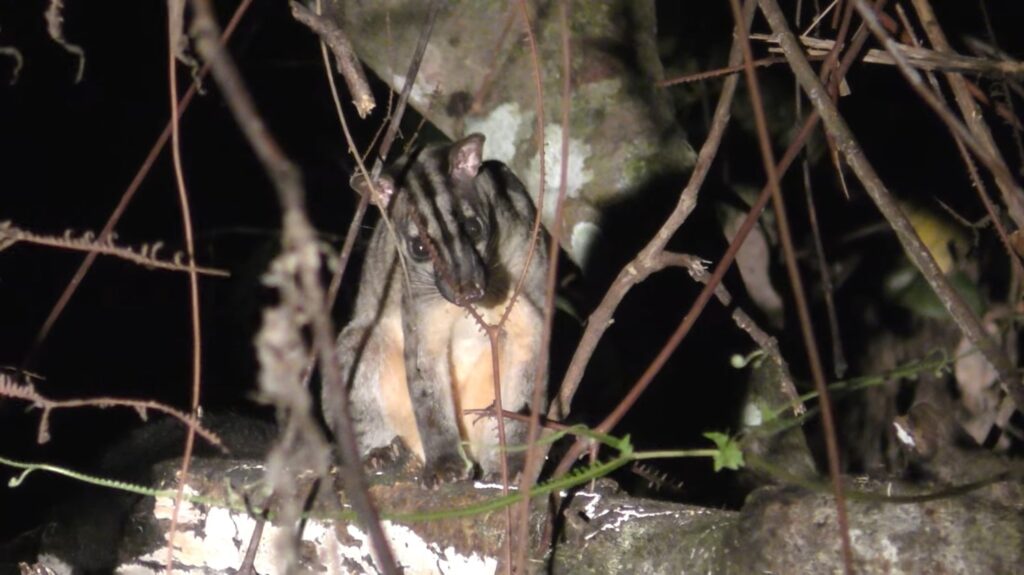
[387,42,449,111]
[465,102,526,166]
[341,522,497,575]
[151,489,202,524]
[127,494,497,574]
[576,491,678,541]
[391,73,423,108]
[570,221,600,270]
[524,124,594,223]
[473,480,518,490]
[742,402,763,428]
[892,418,916,449]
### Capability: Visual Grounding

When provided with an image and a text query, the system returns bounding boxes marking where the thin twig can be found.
[548,0,762,489]
[485,323,512,574]
[972,3,1024,174]
[470,4,517,115]
[752,33,1024,78]
[830,0,844,30]
[851,0,1024,230]
[896,2,1023,280]
[901,1,1024,437]
[801,0,886,388]
[164,1,206,570]
[297,0,373,393]
[492,1,549,570]
[551,0,880,494]
[188,2,398,573]
[465,406,574,433]
[729,0,852,570]
[0,374,223,449]
[550,0,756,422]
[802,158,847,378]
[515,0,573,570]
[907,0,1024,236]
[0,222,229,277]
[237,493,273,575]
[844,0,1024,410]
[790,9,849,380]
[659,252,802,410]
[793,2,848,378]
[802,0,839,37]
[372,2,442,179]
[658,57,789,87]
[0,44,24,84]
[272,32,376,564]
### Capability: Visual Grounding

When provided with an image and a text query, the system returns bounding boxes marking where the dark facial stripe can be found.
[407,160,453,245]
[411,154,466,241]
[388,143,505,304]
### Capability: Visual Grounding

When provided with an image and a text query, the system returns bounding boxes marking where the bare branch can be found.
[516,0,575,568]
[550,0,756,421]
[0,221,229,277]
[188,1,398,572]
[371,2,442,180]
[843,0,1024,410]
[0,373,223,449]
[659,252,803,412]
[907,0,1024,231]
[731,0,852,568]
[752,33,1024,78]
[759,0,1023,412]
[289,1,374,118]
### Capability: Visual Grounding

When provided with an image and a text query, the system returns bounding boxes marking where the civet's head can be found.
[354,134,497,306]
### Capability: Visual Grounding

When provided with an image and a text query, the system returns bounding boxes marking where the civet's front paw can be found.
[419,453,472,489]
[363,438,412,475]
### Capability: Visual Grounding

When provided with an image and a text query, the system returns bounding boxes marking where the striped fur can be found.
[324,134,548,485]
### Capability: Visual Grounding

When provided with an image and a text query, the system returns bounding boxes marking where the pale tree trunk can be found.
[321,0,696,269]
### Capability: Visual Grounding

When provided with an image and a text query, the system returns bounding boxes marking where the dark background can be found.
[1,0,1022,553]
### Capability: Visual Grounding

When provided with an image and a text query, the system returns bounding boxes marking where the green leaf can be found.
[703,432,745,472]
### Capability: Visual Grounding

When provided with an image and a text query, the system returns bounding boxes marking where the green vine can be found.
[0,427,725,523]
[751,348,958,432]
[2,348,1005,525]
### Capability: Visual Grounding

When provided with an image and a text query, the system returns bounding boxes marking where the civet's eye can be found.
[409,237,430,261]
[464,217,483,240]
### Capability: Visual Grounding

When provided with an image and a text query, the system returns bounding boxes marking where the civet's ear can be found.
[351,173,395,209]
[448,133,485,183]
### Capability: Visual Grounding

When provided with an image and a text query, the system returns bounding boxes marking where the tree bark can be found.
[317,1,696,269]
